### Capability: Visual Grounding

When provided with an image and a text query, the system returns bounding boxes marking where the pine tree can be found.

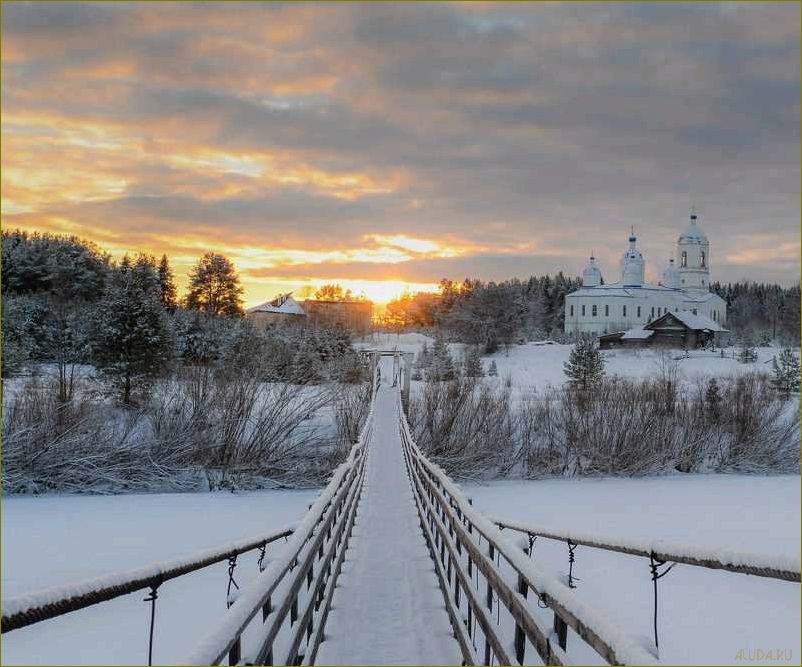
[427,335,455,382]
[563,336,605,390]
[705,377,722,421]
[488,360,498,377]
[463,346,485,378]
[184,252,244,317]
[737,334,758,363]
[157,254,178,311]
[771,349,800,397]
[91,259,172,404]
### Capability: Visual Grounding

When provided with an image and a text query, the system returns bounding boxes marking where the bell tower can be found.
[676,208,710,292]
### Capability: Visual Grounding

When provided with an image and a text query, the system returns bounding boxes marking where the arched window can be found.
[623,305,627,317]
[570,305,574,317]
[605,304,609,317]
[637,306,641,318]
[681,251,687,268]
[700,251,706,268]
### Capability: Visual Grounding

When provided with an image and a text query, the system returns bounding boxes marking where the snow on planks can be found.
[316,359,462,666]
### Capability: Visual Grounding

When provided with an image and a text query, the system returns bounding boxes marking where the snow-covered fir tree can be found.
[426,335,455,382]
[771,349,800,397]
[157,254,178,311]
[705,377,722,421]
[563,335,605,390]
[737,334,758,363]
[91,257,172,404]
[462,346,485,378]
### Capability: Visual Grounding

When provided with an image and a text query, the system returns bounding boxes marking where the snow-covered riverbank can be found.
[464,474,801,665]
[2,475,798,665]
[1,489,318,665]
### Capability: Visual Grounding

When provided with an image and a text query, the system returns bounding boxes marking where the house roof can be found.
[621,327,654,340]
[248,293,306,315]
[646,310,725,332]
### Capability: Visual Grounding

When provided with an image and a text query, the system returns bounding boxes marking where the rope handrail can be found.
[2,360,382,667]
[490,516,801,583]
[1,526,294,633]
[180,361,380,665]
[398,392,658,665]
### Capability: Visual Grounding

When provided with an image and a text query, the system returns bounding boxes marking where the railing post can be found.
[514,573,528,664]
[228,637,241,666]
[262,595,272,622]
[484,543,495,665]
[553,611,568,652]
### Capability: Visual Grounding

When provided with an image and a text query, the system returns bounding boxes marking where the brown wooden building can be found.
[598,310,726,350]
[302,299,373,335]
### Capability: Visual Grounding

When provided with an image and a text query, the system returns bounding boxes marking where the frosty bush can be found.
[409,371,799,479]
[409,377,514,476]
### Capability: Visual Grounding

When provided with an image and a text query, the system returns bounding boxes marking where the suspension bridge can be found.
[2,354,799,665]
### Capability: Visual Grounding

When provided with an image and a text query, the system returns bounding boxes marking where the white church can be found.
[564,211,727,337]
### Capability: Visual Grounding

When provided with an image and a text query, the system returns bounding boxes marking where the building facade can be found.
[564,212,727,337]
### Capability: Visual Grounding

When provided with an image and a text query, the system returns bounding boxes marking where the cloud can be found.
[2,1,799,307]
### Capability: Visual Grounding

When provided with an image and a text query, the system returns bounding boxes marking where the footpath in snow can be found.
[316,363,461,666]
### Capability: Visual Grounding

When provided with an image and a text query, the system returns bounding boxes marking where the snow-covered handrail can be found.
[398,392,658,666]
[180,381,376,666]
[1,526,294,633]
[490,517,801,583]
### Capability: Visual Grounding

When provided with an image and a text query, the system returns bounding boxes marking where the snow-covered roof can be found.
[568,281,681,298]
[669,310,724,331]
[248,293,306,316]
[678,216,708,243]
[621,327,654,340]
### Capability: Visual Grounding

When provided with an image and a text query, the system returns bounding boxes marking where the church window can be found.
[570,305,574,316]
[581,305,586,316]
[622,305,627,317]
[637,306,641,318]
[592,305,597,317]
[700,251,706,268]
[681,251,687,268]
[605,304,609,316]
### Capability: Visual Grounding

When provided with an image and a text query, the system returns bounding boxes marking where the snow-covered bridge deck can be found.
[316,367,461,665]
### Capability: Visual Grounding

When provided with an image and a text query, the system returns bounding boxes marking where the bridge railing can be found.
[398,392,658,666]
[180,362,380,666]
[3,363,381,666]
[490,516,800,582]
[1,526,294,635]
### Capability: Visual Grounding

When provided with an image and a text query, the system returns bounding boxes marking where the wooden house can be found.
[598,310,726,349]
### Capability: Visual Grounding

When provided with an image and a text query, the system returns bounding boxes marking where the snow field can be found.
[1,490,318,665]
[464,476,801,665]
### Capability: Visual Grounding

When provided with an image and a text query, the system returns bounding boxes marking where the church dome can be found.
[661,258,681,289]
[678,211,708,243]
[620,229,645,286]
[582,255,602,287]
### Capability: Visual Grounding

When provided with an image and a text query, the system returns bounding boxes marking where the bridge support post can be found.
[402,352,413,414]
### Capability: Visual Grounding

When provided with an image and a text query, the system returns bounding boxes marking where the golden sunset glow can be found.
[1,1,799,300]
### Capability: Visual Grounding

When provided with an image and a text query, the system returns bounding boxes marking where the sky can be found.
[1,1,800,306]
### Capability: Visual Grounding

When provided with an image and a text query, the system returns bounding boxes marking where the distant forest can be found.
[383,276,800,352]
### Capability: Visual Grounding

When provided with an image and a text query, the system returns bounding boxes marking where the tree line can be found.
[382,275,800,351]
[1,229,364,403]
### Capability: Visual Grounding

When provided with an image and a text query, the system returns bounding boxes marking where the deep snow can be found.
[463,475,801,666]
[1,490,318,665]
